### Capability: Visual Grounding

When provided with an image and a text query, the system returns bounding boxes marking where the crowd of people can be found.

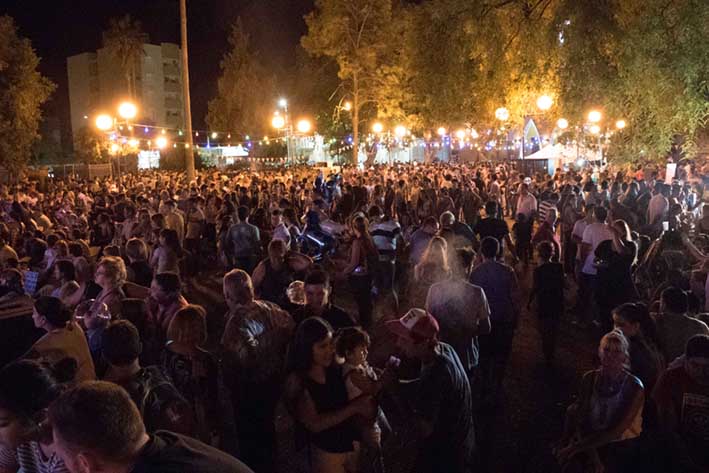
[0,159,707,473]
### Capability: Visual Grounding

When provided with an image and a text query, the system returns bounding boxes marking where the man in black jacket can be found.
[50,381,254,473]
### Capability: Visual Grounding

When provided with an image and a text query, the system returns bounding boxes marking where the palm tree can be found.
[102,15,148,99]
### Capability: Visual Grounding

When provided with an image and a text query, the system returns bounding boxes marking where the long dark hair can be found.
[287,317,333,374]
[352,215,376,256]
[34,296,72,329]
[613,302,661,349]
[160,228,183,257]
[0,359,77,442]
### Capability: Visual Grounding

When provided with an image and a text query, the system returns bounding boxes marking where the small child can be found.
[336,327,397,450]
[513,213,533,264]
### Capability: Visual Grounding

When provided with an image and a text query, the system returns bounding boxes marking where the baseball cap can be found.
[385,308,439,342]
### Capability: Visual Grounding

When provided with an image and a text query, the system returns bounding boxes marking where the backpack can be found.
[127,366,195,435]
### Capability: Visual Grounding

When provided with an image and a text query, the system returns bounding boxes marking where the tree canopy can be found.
[302,0,410,164]
[102,14,148,100]
[206,18,275,139]
[295,0,708,164]
[0,16,55,174]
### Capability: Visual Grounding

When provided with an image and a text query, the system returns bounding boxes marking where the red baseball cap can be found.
[385,308,439,342]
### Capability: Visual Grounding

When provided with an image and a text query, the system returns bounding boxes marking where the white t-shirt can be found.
[516,194,538,219]
[572,219,589,261]
[581,222,614,275]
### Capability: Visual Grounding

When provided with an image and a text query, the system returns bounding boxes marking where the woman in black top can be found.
[595,219,639,333]
[285,317,373,473]
[528,241,564,364]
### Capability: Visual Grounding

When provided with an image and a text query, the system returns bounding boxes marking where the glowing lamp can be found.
[495,107,509,121]
[587,110,602,123]
[557,118,569,130]
[537,95,553,111]
[296,119,312,133]
[95,114,113,131]
[117,102,137,120]
[271,114,285,129]
[372,122,384,133]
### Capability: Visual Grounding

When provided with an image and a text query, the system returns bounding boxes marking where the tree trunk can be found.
[352,73,359,166]
[180,0,196,182]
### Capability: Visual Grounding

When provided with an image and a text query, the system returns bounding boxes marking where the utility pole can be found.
[180,0,195,182]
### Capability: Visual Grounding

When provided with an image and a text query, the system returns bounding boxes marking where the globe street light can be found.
[372,122,384,134]
[587,110,602,123]
[278,98,288,108]
[615,119,626,130]
[394,125,407,138]
[557,118,569,130]
[589,124,601,135]
[156,136,168,149]
[118,102,137,120]
[495,107,509,121]
[95,114,113,131]
[296,119,312,134]
[343,101,352,112]
[536,95,553,111]
[272,113,286,130]
[437,127,447,136]
[455,129,466,140]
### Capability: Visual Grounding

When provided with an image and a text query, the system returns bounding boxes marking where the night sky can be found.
[0,0,313,144]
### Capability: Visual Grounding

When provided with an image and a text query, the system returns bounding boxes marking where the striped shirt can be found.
[370,219,402,259]
[0,442,70,473]
[538,199,557,222]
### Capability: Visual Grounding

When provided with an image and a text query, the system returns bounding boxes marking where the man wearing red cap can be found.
[386,308,476,473]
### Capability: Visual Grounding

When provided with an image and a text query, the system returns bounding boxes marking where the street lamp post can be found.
[278,98,293,165]
[116,101,138,181]
[180,0,196,182]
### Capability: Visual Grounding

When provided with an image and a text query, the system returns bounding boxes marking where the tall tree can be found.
[102,15,148,100]
[0,16,55,175]
[72,126,108,165]
[302,0,408,165]
[206,18,275,139]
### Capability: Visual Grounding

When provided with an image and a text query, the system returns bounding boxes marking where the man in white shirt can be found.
[516,183,538,220]
[571,203,595,278]
[577,206,614,326]
[647,182,670,225]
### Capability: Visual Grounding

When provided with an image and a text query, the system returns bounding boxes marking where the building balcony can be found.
[164,81,180,93]
[164,97,182,109]
[163,63,180,76]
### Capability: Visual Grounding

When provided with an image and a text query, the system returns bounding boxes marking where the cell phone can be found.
[662,221,669,231]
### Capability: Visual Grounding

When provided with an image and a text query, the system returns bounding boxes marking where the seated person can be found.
[654,335,709,472]
[556,330,644,473]
[25,296,96,382]
[0,268,25,304]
